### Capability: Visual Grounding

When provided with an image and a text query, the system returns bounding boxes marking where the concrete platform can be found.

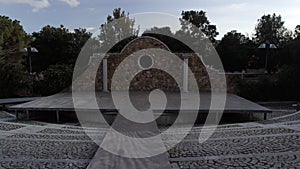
[9,92,271,123]
[0,97,42,109]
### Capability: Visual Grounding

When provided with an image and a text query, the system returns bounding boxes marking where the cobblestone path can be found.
[0,111,299,168]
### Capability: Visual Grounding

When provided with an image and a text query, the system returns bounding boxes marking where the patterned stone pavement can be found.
[0,111,299,168]
[166,111,300,168]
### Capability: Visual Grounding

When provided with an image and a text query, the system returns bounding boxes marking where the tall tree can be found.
[254,13,291,47]
[0,16,29,98]
[175,10,219,68]
[180,10,219,43]
[31,25,72,72]
[276,38,300,99]
[0,15,30,57]
[98,8,139,52]
[217,30,253,72]
[143,26,193,53]
[31,25,92,72]
[31,26,95,95]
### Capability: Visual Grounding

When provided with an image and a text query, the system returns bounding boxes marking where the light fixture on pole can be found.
[21,47,39,74]
[21,47,39,96]
[258,42,277,73]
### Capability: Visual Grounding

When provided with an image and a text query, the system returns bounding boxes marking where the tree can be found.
[276,39,300,100]
[180,10,219,43]
[294,25,300,39]
[0,57,24,98]
[254,13,292,47]
[174,10,220,68]
[0,15,30,56]
[142,26,193,53]
[31,25,72,72]
[36,64,73,96]
[29,26,96,96]
[98,8,139,52]
[217,30,254,72]
[0,16,29,98]
[31,25,92,72]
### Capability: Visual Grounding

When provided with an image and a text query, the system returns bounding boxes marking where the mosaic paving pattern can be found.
[283,121,300,126]
[162,127,298,141]
[7,133,103,141]
[171,154,300,169]
[0,121,101,169]
[168,134,300,158]
[167,111,300,168]
[63,126,85,130]
[0,122,24,131]
[0,111,299,168]
[259,111,300,124]
[38,128,88,135]
[0,160,90,169]
[0,139,98,159]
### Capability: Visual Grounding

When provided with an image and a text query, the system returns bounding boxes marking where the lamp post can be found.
[21,47,38,95]
[258,42,277,74]
[21,47,39,74]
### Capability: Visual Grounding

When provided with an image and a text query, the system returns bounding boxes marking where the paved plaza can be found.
[0,111,299,168]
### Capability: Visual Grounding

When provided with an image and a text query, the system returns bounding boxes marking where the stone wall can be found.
[73,36,233,92]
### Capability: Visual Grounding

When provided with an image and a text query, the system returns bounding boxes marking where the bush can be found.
[237,64,300,101]
[276,65,300,100]
[0,58,24,98]
[237,76,279,101]
[36,64,73,96]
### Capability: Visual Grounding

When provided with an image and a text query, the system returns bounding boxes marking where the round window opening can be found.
[139,55,154,70]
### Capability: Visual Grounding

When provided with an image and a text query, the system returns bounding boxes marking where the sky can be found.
[0,0,299,39]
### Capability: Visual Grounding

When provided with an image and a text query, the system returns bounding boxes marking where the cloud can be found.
[59,0,80,7]
[0,0,80,12]
[0,0,50,12]
[86,27,97,32]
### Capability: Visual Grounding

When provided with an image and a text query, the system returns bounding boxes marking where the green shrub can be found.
[237,76,279,101]
[276,65,300,100]
[36,64,73,96]
[0,58,24,98]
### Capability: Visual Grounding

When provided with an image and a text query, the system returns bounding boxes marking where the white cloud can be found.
[0,0,50,12]
[59,0,80,7]
[0,0,80,12]
[86,27,97,32]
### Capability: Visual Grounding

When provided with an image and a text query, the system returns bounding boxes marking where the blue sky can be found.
[0,0,299,39]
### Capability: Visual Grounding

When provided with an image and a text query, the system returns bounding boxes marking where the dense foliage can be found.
[0,16,29,98]
[254,13,292,47]
[217,31,254,72]
[35,64,73,96]
[0,16,30,55]
[180,10,219,43]
[30,26,92,72]
[0,57,24,98]
[0,9,300,101]
[98,8,139,52]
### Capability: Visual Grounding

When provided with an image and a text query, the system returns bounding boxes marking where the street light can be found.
[258,42,277,74]
[21,47,39,74]
[21,47,38,96]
